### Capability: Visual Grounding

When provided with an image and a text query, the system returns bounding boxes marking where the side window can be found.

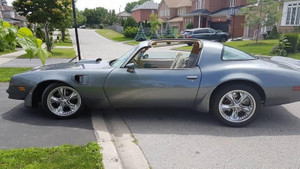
[208,29,215,33]
[222,46,255,61]
[128,42,202,69]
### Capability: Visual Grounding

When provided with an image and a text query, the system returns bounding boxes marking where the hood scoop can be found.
[76,58,102,64]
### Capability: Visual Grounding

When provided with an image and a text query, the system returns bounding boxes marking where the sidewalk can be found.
[0,49,71,67]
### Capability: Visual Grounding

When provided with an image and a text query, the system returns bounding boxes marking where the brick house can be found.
[278,0,300,33]
[157,0,247,37]
[132,0,159,23]
[183,0,247,38]
[0,0,27,27]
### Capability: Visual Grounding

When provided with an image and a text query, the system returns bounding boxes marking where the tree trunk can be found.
[61,29,65,42]
[44,23,52,53]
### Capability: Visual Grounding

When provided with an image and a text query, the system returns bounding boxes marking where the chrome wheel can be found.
[46,86,81,117]
[218,90,256,123]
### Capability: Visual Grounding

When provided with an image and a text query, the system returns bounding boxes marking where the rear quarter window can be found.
[222,46,255,61]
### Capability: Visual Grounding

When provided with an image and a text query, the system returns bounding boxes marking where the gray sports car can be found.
[7,39,300,127]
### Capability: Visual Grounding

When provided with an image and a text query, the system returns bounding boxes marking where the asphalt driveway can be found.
[120,103,300,169]
[0,83,95,149]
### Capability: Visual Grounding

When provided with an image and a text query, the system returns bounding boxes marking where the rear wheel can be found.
[211,85,261,127]
[42,83,84,119]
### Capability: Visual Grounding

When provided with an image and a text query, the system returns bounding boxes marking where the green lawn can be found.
[0,142,103,169]
[173,39,300,59]
[0,67,32,82]
[125,41,140,45]
[95,29,132,42]
[0,49,16,56]
[19,48,76,59]
[53,34,73,47]
[223,40,278,56]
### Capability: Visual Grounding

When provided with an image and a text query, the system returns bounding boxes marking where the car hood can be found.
[31,59,112,71]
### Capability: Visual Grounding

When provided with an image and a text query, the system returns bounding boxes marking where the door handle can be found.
[187,76,198,80]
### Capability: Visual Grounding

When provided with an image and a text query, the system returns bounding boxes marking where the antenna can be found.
[71,0,81,60]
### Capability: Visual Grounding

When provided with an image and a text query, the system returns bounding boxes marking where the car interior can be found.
[129,41,202,69]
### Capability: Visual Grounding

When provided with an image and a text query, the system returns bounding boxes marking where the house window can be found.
[282,1,300,26]
[197,0,205,10]
[230,0,236,7]
[178,8,186,16]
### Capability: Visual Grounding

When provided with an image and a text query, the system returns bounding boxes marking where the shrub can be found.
[186,23,193,29]
[284,33,298,53]
[123,17,138,30]
[0,38,6,52]
[124,26,138,38]
[267,25,280,39]
[270,36,291,56]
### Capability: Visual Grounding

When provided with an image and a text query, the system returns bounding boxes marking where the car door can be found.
[207,29,218,40]
[104,67,201,108]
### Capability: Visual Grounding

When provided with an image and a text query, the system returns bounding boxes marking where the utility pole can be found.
[231,6,236,41]
[72,0,81,60]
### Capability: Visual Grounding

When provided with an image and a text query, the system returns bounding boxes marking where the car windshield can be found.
[111,46,137,67]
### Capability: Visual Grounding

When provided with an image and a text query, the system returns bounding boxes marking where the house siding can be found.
[132,9,158,22]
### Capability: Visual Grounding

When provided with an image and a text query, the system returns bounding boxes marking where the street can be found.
[0,29,299,168]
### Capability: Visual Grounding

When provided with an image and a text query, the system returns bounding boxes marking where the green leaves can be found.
[16,27,49,65]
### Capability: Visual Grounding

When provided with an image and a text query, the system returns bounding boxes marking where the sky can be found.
[6,0,161,13]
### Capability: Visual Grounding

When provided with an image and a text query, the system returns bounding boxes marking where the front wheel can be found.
[42,83,84,119]
[219,37,227,42]
[211,85,261,127]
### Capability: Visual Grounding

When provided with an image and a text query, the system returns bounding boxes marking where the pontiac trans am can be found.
[6,39,300,127]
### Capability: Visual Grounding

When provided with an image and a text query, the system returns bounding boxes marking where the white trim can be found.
[281,1,300,26]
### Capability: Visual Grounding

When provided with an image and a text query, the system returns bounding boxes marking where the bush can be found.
[123,17,138,30]
[99,24,104,29]
[0,38,6,52]
[270,36,291,56]
[124,26,138,38]
[267,25,280,39]
[186,23,193,29]
[284,33,298,53]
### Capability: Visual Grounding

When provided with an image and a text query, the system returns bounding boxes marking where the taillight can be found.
[187,35,192,38]
[292,86,300,91]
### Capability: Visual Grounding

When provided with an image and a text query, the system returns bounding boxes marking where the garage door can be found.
[211,22,228,32]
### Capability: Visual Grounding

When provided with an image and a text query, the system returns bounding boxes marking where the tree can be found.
[125,0,148,13]
[242,0,279,43]
[13,0,72,52]
[0,19,50,65]
[83,7,108,27]
[105,10,118,26]
[123,17,138,29]
[149,14,161,39]
[163,22,174,38]
[135,23,147,41]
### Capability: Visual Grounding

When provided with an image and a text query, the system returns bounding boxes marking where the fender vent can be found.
[73,75,88,84]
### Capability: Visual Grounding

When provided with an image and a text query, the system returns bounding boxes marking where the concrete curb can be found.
[92,111,124,169]
[92,110,150,169]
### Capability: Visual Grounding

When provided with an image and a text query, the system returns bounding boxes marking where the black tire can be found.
[219,36,227,42]
[42,83,84,119]
[211,84,261,127]
[187,43,193,46]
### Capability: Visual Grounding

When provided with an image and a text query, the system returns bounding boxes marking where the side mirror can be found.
[126,63,135,73]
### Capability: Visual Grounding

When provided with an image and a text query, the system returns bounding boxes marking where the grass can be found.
[125,41,140,45]
[0,67,32,82]
[223,39,278,56]
[53,34,73,47]
[0,142,103,169]
[95,28,132,42]
[0,49,16,56]
[173,39,300,59]
[18,48,76,59]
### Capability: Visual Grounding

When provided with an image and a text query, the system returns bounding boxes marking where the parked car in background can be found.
[185,28,229,44]
[179,30,190,38]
